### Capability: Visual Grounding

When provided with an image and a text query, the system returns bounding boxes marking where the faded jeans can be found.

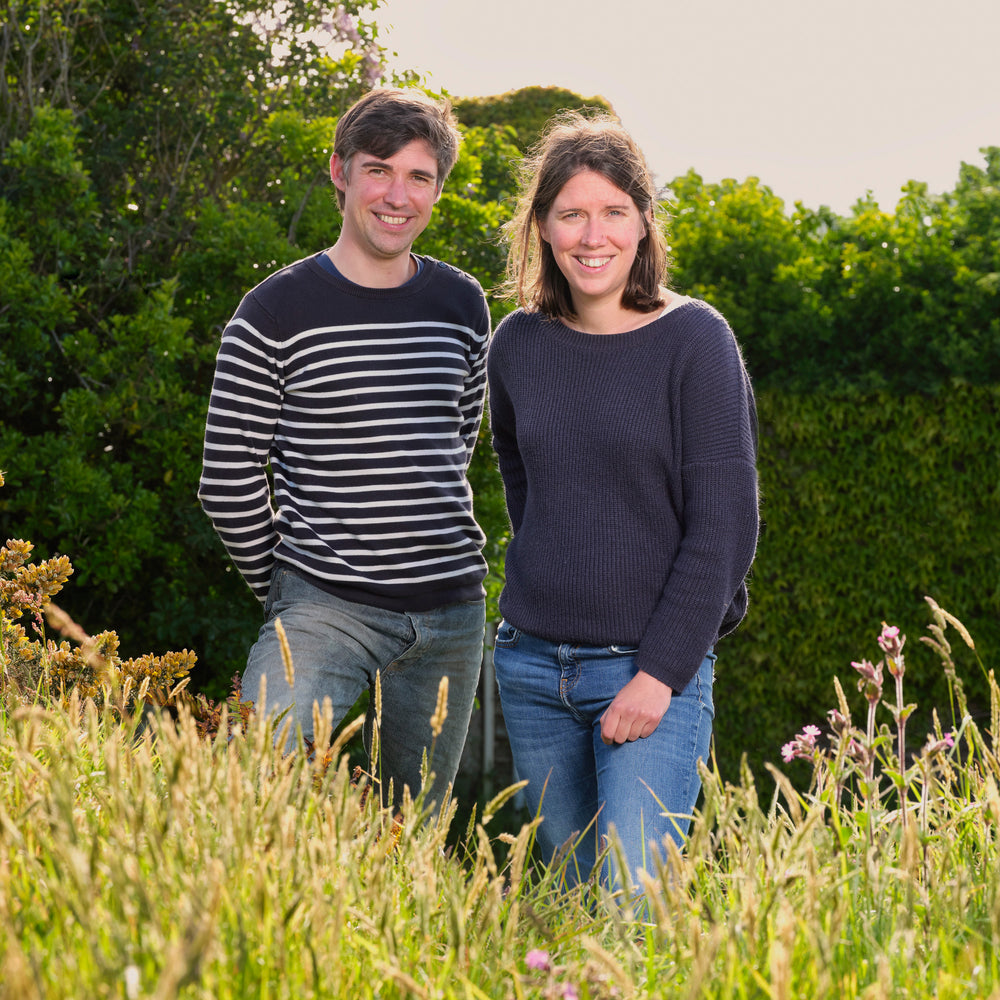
[242,564,485,811]
[493,621,715,889]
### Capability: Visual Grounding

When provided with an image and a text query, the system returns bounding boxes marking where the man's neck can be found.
[325,242,416,288]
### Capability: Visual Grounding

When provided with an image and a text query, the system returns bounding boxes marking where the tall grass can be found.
[3,474,1000,997]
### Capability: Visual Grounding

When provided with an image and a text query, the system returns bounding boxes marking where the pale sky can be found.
[373,0,999,215]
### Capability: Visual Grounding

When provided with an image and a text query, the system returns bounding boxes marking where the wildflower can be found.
[525,949,551,971]
[878,622,906,676]
[847,737,874,769]
[922,734,953,757]
[827,708,851,737]
[562,984,580,1000]
[781,725,823,763]
[852,658,883,704]
[878,624,901,647]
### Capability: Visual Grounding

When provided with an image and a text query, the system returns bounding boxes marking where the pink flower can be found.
[525,949,551,972]
[877,623,905,665]
[944,731,956,748]
[827,708,850,736]
[562,985,579,1000]
[852,658,884,704]
[802,724,822,742]
[781,741,796,763]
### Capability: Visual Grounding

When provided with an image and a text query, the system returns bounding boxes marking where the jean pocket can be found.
[494,619,521,648]
[263,564,287,619]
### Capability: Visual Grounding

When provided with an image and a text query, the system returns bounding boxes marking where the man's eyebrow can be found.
[358,157,437,182]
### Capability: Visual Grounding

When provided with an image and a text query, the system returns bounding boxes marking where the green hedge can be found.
[714,384,1000,783]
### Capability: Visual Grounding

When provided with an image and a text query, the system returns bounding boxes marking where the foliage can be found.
[3,604,1000,998]
[0,476,250,733]
[2,0,999,801]
[716,384,1000,784]
[668,148,1000,392]
[453,86,613,153]
[0,4,523,692]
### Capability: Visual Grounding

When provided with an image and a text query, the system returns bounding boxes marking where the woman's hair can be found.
[503,112,669,319]
[332,87,462,210]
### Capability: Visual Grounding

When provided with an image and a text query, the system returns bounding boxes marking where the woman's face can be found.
[538,169,647,313]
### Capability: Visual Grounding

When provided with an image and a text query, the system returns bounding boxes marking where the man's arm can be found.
[198,310,282,603]
[457,289,491,469]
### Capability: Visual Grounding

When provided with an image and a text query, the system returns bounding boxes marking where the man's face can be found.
[330,139,442,264]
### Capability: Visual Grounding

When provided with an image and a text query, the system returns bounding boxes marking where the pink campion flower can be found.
[852,658,883,704]
[562,984,580,1000]
[781,726,823,763]
[878,623,905,674]
[944,731,956,748]
[878,624,900,647]
[922,734,953,757]
[827,708,851,737]
[525,950,551,972]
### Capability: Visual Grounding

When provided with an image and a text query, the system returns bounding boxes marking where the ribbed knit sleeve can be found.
[633,306,758,690]
[487,300,758,692]
[487,344,527,533]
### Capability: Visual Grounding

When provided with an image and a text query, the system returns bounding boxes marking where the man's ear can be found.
[330,153,349,193]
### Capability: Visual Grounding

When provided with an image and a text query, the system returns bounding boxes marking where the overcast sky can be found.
[373,0,999,215]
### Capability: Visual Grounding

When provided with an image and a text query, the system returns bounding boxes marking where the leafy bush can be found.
[717,384,1000,784]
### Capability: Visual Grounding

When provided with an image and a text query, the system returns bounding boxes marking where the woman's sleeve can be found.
[486,327,528,534]
[635,313,760,691]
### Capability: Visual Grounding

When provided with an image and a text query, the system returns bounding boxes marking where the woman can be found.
[487,113,759,891]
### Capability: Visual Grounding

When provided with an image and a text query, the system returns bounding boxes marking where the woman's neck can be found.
[564,289,675,335]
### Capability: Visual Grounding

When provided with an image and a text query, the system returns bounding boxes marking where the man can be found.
[198,88,490,812]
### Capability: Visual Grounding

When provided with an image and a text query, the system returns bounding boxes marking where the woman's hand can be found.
[599,671,673,745]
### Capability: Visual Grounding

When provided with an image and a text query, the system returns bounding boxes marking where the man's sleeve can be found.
[458,288,491,469]
[197,301,282,603]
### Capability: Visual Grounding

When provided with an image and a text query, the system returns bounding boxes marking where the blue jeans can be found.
[493,622,715,888]
[242,564,486,812]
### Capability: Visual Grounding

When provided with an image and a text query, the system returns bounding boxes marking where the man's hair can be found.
[503,112,668,319]
[332,88,462,210]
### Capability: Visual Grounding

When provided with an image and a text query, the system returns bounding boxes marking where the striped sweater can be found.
[198,253,491,611]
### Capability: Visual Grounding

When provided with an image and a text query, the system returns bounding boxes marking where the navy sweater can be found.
[487,298,759,692]
[199,253,490,611]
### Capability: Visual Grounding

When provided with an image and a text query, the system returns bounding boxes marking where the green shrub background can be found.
[716,385,1000,780]
[2,0,998,796]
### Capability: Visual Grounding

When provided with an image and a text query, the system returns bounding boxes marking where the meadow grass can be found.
[3,515,1000,998]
